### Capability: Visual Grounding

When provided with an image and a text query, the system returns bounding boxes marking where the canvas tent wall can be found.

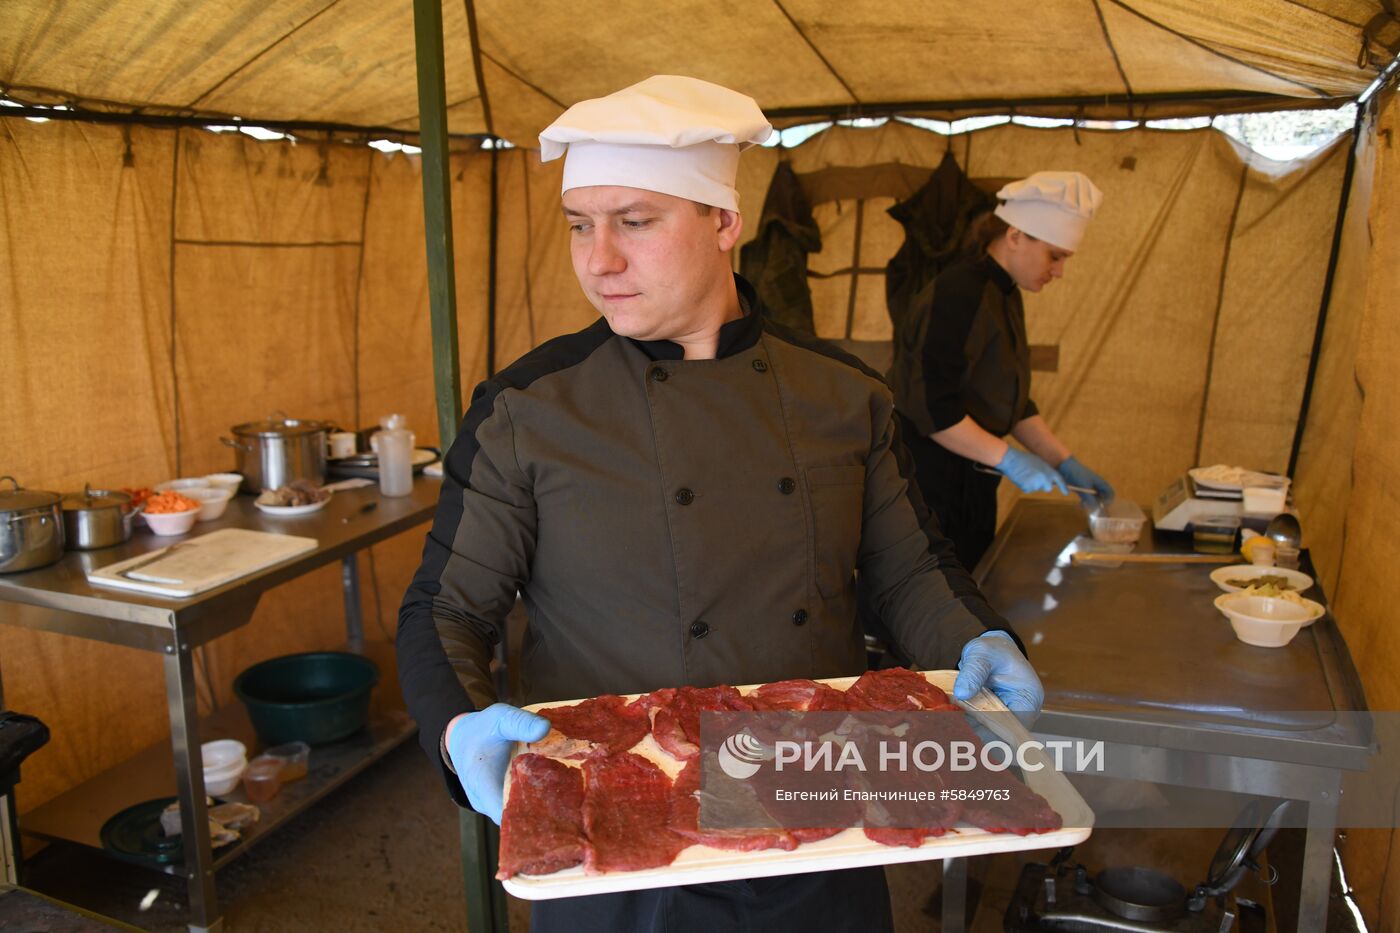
[2,0,1399,925]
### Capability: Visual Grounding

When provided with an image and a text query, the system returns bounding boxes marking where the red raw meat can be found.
[582,752,688,873]
[538,694,651,755]
[668,759,797,852]
[496,754,585,879]
[749,678,850,711]
[844,667,957,712]
[790,827,845,843]
[645,685,756,760]
[926,713,1063,836]
[863,826,943,848]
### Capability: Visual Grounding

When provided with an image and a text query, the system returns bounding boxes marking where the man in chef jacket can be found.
[397,74,1044,932]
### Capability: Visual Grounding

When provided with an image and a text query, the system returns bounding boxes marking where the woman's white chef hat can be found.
[993,171,1104,251]
[539,75,773,211]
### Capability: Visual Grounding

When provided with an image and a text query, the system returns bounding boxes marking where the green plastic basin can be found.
[233,651,379,746]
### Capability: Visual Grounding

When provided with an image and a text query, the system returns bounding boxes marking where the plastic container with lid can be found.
[1193,514,1241,554]
[261,740,311,782]
[372,414,414,498]
[1087,499,1146,544]
[243,755,283,803]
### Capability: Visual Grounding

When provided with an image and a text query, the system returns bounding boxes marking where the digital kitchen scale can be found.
[1152,475,1295,532]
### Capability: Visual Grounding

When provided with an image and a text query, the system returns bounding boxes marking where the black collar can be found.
[630,274,764,361]
[981,254,1017,295]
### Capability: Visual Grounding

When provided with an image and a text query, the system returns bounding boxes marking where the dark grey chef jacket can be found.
[398,275,1017,807]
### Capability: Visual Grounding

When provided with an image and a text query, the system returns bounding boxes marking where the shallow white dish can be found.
[1214,594,1322,647]
[184,486,234,521]
[155,477,215,494]
[1188,466,1288,493]
[1209,565,1313,595]
[254,494,331,516]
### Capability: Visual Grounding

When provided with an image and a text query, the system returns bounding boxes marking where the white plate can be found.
[254,494,331,516]
[499,671,1093,901]
[1209,564,1313,594]
[1188,466,1287,493]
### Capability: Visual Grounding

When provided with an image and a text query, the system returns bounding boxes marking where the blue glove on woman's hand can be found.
[952,631,1046,727]
[1058,456,1115,504]
[444,703,551,824]
[995,446,1069,495]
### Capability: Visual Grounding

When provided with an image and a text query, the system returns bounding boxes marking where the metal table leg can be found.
[341,555,365,651]
[1297,773,1341,931]
[164,637,219,933]
[460,809,508,933]
[942,856,967,932]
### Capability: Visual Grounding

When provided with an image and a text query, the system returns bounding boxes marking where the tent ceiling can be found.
[4,0,1397,143]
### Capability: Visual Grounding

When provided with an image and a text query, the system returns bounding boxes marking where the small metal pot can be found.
[221,412,334,493]
[61,485,142,550]
[0,476,65,573]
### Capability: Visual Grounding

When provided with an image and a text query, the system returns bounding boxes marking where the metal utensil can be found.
[1071,551,1239,566]
[1265,513,1302,548]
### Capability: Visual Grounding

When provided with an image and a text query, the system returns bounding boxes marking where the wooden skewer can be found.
[1070,551,1240,565]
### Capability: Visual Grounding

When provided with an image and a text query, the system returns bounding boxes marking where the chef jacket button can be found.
[752,359,768,373]
[675,488,695,506]
[689,620,710,639]
[777,477,796,495]
[650,366,669,382]
[791,609,808,626]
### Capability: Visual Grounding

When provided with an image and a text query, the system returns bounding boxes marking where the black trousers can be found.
[530,867,892,933]
[898,416,1003,573]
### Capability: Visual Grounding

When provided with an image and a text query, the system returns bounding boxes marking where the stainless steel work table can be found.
[0,478,440,932]
[974,498,1372,930]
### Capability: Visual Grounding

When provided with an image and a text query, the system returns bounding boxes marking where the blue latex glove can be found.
[995,446,1069,495]
[445,703,551,824]
[1058,456,1115,505]
[952,631,1045,727]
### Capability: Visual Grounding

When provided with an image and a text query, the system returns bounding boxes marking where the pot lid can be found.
[0,475,61,513]
[232,416,333,438]
[1203,799,1293,892]
[62,486,132,511]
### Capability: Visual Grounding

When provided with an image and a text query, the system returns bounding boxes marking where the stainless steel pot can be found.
[61,485,142,550]
[222,412,334,492]
[0,476,65,573]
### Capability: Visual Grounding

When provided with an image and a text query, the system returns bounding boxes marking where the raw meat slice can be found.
[582,752,687,873]
[863,826,943,848]
[497,754,585,879]
[749,678,850,711]
[844,667,957,712]
[925,713,1063,835]
[790,827,844,843]
[539,694,651,755]
[646,685,756,760]
[668,759,797,851]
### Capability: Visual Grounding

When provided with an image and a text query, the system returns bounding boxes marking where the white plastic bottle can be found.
[373,414,414,497]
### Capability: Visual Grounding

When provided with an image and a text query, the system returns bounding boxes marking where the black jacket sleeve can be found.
[397,380,537,804]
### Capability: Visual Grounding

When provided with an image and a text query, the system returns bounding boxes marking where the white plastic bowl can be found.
[202,739,247,770]
[143,508,199,536]
[203,473,244,494]
[202,739,248,795]
[183,486,234,521]
[1214,594,1313,647]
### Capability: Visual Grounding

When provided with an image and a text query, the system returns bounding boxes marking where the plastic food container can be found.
[1087,500,1146,544]
[1241,481,1290,515]
[262,740,311,782]
[1192,515,1241,554]
[1214,594,1313,647]
[243,756,283,803]
[182,487,234,522]
[202,739,247,795]
[143,508,200,536]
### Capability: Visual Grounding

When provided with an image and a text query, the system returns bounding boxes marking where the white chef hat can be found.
[993,171,1104,251]
[539,75,773,211]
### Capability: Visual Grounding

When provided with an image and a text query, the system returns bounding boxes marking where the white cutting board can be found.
[87,528,318,599]
[500,671,1094,900]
